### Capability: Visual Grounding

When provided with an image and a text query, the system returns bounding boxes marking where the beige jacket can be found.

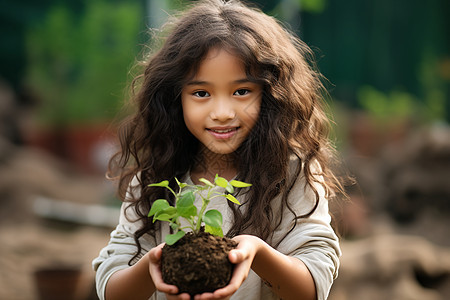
[93,160,341,300]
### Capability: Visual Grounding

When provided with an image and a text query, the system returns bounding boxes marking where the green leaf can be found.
[148,180,169,188]
[225,182,234,194]
[175,177,188,189]
[165,231,185,245]
[205,224,223,237]
[176,191,197,217]
[225,194,241,205]
[230,180,252,188]
[156,207,177,216]
[214,176,228,188]
[177,191,195,207]
[177,205,197,218]
[148,199,170,217]
[199,178,214,187]
[154,213,173,222]
[203,209,222,228]
[154,207,177,222]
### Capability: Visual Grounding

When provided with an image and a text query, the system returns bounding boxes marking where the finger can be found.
[155,280,179,295]
[150,270,178,295]
[167,292,191,300]
[228,249,243,264]
[213,256,252,298]
[149,261,178,294]
[209,292,231,300]
[194,292,214,300]
[148,246,179,295]
[212,281,239,298]
[149,244,164,263]
[212,273,242,298]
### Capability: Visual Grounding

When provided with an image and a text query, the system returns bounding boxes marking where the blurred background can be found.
[0,0,449,299]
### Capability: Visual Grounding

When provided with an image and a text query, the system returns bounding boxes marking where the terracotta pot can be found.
[64,125,115,174]
[34,267,82,300]
[23,125,116,174]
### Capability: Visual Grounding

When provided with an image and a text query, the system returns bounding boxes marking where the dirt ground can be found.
[0,134,449,300]
[0,141,115,300]
[0,221,111,300]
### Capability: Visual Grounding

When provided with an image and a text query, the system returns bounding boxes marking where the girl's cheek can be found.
[246,99,262,120]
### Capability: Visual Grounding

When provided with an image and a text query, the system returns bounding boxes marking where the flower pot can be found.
[34,267,82,300]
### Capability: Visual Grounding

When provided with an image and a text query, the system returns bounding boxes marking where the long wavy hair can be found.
[109,0,344,263]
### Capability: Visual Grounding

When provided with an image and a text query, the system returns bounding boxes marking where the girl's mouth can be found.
[207,127,239,139]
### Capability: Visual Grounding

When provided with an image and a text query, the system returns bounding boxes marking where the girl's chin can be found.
[198,144,238,157]
[203,148,235,156]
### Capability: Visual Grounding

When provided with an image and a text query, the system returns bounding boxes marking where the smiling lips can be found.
[207,127,239,139]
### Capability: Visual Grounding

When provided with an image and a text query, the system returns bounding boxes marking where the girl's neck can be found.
[190,150,238,184]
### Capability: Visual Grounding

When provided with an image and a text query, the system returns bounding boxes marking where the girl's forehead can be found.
[203,47,241,61]
[183,45,246,78]
[183,51,236,84]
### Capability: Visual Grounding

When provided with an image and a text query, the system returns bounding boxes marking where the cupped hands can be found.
[149,235,263,300]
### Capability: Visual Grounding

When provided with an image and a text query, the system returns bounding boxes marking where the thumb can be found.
[229,249,244,264]
[149,243,164,263]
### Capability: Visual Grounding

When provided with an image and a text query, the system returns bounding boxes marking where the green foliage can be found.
[417,52,448,122]
[25,0,142,126]
[148,175,252,245]
[300,0,327,14]
[358,86,415,122]
[268,0,327,23]
[357,85,447,125]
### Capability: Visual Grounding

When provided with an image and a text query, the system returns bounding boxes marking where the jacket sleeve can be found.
[272,160,341,300]
[92,201,158,300]
[92,171,159,300]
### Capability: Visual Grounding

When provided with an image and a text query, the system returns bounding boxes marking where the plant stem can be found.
[195,197,209,232]
[195,186,213,232]
[166,186,177,198]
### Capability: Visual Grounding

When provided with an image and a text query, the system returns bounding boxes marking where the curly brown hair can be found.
[108,0,344,263]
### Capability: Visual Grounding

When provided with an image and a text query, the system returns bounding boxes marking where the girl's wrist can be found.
[140,252,154,282]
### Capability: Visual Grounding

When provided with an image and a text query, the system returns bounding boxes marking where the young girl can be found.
[93,0,342,299]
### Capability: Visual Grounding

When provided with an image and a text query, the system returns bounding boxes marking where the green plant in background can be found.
[299,0,327,14]
[268,0,327,25]
[357,83,447,126]
[418,52,448,122]
[357,86,416,124]
[25,0,142,127]
[148,175,251,245]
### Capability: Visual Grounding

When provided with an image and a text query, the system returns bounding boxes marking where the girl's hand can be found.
[148,243,191,300]
[193,235,262,300]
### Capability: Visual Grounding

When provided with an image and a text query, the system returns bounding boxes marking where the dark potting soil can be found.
[161,231,237,296]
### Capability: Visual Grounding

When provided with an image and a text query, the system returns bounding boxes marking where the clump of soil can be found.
[161,231,237,296]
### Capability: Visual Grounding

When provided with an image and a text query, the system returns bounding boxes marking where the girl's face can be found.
[181,47,262,157]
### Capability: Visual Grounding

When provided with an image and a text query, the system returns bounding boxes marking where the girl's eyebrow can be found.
[185,78,256,86]
[234,78,256,84]
[185,80,208,86]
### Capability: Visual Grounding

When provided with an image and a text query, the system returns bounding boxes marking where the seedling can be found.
[148,175,251,245]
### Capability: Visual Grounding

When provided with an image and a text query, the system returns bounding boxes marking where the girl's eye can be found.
[193,91,210,98]
[233,89,250,96]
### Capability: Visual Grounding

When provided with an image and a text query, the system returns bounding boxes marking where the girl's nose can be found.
[210,97,236,121]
